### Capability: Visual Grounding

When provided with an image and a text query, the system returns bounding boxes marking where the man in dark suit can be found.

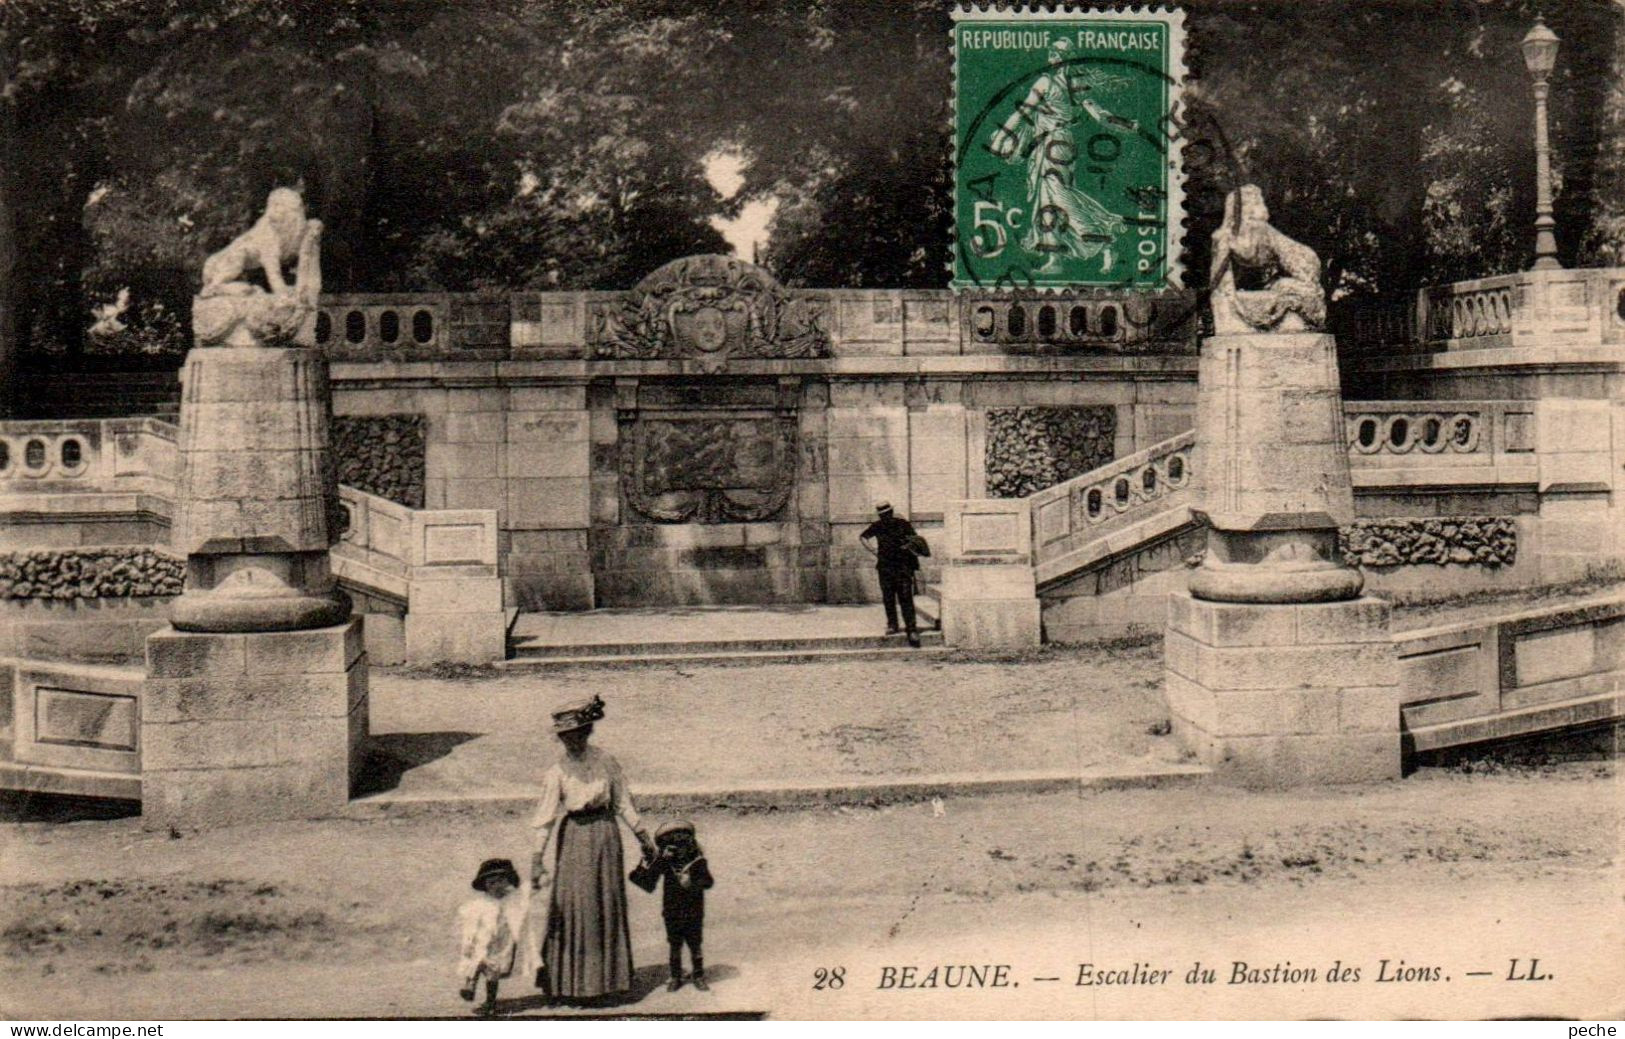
[859,501,922,647]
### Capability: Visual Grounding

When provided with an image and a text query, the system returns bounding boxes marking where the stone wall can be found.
[0,597,173,665]
[985,406,1116,499]
[331,369,1195,610]
[331,415,425,508]
[320,270,1198,610]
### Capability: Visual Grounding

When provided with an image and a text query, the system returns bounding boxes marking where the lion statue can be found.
[193,187,323,347]
[1209,184,1325,335]
[200,187,321,302]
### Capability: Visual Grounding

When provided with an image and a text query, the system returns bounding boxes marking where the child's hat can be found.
[471,857,521,892]
[655,820,696,843]
[552,694,606,734]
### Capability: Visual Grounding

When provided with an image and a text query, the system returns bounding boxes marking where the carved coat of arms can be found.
[591,255,829,372]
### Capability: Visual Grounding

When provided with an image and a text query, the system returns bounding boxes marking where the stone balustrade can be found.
[332,485,413,601]
[1028,430,1194,579]
[1346,406,1485,457]
[1394,591,1624,753]
[315,287,1199,362]
[1340,266,1625,357]
[317,293,512,359]
[0,418,176,499]
[962,291,1197,353]
[1426,281,1516,343]
[1337,297,1420,356]
[1343,400,1544,493]
[955,398,1544,591]
[0,418,506,665]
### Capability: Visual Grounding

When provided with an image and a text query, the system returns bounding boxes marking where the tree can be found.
[1581,0,1625,264]
[388,2,729,291]
[5,0,1621,390]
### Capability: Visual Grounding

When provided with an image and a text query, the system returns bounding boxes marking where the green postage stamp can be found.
[951,6,1187,291]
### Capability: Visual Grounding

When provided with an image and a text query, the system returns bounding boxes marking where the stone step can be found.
[510,628,945,660]
[499,641,950,671]
[917,585,942,627]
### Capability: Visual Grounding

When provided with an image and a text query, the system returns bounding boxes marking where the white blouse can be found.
[530,745,643,851]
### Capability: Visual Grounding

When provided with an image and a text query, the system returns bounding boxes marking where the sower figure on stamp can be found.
[860,501,928,647]
[987,37,1135,275]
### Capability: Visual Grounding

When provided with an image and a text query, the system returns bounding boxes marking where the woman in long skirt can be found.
[528,695,654,1001]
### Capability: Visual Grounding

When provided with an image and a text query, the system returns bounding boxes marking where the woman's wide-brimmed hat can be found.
[471,857,520,892]
[551,694,606,734]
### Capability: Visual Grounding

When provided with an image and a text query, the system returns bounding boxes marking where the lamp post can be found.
[1521,17,1562,270]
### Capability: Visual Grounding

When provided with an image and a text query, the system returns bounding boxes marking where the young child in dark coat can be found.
[650,820,714,991]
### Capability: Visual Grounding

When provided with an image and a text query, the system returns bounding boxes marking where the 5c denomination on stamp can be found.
[951,5,1187,291]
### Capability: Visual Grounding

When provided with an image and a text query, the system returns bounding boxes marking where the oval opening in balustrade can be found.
[314,311,332,344]
[1037,305,1056,339]
[60,439,83,468]
[1617,287,1625,324]
[1099,305,1118,337]
[25,439,46,469]
[379,310,400,344]
[413,309,435,344]
[1167,454,1185,483]
[1421,417,1443,451]
[1142,467,1156,494]
[1007,305,1027,338]
[1113,476,1130,506]
[1356,417,1378,449]
[1069,305,1088,336]
[1086,487,1103,518]
[0,441,9,472]
[345,310,367,344]
[1387,416,1410,450]
[974,305,996,338]
[1449,415,1476,450]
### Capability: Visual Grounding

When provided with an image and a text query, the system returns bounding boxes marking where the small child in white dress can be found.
[457,858,527,1015]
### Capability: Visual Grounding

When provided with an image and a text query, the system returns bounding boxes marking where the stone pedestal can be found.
[940,498,1042,649]
[404,573,506,664]
[142,619,366,828]
[1188,332,1362,603]
[1164,591,1399,785]
[170,346,350,632]
[940,563,1041,649]
[1166,328,1400,784]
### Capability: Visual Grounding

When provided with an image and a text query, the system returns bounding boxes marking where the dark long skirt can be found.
[543,812,633,998]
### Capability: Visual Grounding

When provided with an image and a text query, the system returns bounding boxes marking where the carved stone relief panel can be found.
[618,414,798,524]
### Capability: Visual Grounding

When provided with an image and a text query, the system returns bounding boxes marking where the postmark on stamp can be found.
[951,6,1187,292]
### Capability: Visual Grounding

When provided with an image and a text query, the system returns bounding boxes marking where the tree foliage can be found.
[0,0,1621,379]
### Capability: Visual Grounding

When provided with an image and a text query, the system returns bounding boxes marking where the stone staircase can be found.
[942,431,1201,644]
[504,603,946,670]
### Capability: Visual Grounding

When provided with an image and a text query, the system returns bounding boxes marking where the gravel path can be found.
[363,637,1177,797]
[1,763,1615,1018]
